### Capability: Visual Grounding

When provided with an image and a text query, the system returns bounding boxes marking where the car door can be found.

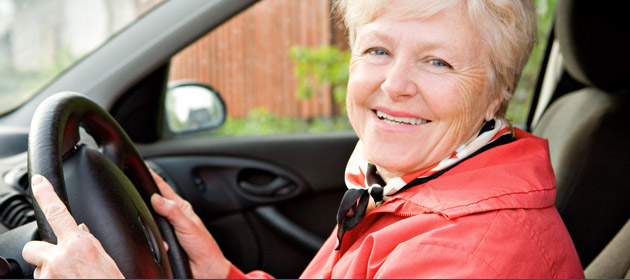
[110,1,357,278]
[140,133,356,278]
[0,0,559,277]
[74,0,557,276]
[0,0,355,277]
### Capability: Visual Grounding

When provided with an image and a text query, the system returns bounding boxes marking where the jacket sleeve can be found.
[374,242,500,279]
[227,264,275,279]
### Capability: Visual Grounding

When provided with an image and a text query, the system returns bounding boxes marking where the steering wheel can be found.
[26,92,192,278]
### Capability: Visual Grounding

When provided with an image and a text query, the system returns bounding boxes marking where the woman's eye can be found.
[368,48,388,56]
[429,59,449,67]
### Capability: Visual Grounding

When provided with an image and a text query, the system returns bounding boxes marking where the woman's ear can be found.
[484,89,505,121]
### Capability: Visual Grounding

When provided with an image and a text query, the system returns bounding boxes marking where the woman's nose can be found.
[381,60,417,100]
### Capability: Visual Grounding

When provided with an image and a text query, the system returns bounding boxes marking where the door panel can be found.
[149,156,310,215]
[139,132,357,278]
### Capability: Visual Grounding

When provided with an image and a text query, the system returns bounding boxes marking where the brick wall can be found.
[169,0,348,119]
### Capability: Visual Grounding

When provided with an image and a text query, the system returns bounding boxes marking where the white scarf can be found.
[335,119,512,249]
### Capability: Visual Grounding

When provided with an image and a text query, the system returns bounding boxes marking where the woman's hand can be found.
[22,175,124,279]
[149,169,232,279]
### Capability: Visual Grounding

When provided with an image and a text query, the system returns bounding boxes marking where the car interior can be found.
[0,0,629,278]
[530,0,630,278]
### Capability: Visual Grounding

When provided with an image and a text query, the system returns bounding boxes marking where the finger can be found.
[78,223,90,234]
[31,174,78,239]
[146,165,164,183]
[33,267,41,279]
[147,168,180,201]
[22,241,56,267]
[151,194,198,231]
[163,241,169,252]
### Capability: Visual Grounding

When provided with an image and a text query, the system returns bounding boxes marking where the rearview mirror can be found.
[165,82,226,134]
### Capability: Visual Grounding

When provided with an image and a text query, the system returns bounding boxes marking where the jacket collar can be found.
[371,128,556,220]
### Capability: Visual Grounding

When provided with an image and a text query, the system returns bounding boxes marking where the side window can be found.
[0,0,164,116]
[506,0,557,125]
[167,0,556,136]
[167,0,351,136]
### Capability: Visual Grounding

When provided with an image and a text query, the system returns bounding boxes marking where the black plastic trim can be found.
[255,206,325,252]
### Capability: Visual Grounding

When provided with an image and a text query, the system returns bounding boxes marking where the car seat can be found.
[584,218,630,278]
[531,0,630,269]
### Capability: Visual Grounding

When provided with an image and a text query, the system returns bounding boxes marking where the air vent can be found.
[0,191,35,229]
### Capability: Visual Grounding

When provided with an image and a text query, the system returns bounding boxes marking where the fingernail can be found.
[31,174,43,186]
[79,223,90,233]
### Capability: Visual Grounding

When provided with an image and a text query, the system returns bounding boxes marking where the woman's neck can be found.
[374,166,399,184]
[373,121,486,184]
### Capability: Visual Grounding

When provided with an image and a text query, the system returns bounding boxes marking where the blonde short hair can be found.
[333,0,537,118]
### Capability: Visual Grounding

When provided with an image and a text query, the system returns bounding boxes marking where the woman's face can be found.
[347,5,503,178]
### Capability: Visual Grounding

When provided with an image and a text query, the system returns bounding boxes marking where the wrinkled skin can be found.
[149,168,232,279]
[21,3,506,279]
[346,3,503,181]
[22,175,124,279]
[22,171,231,279]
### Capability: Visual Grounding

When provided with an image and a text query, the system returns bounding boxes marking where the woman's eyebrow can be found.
[359,27,451,53]
[356,29,393,46]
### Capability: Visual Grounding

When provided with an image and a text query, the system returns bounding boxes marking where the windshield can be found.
[0,0,164,115]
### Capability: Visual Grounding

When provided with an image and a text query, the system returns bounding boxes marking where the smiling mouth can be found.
[375,110,431,125]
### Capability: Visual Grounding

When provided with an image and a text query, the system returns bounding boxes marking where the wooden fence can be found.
[169,0,348,119]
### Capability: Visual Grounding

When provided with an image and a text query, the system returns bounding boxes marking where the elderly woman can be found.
[22,0,584,278]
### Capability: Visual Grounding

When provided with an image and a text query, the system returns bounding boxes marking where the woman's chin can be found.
[368,155,426,179]
[364,140,431,171]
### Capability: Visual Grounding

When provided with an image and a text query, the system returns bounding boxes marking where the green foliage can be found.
[212,107,352,136]
[507,0,558,125]
[219,0,558,136]
[0,47,78,115]
[286,0,557,127]
[289,45,351,111]
[0,66,41,115]
[48,48,76,74]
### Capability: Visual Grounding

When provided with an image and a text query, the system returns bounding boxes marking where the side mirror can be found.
[165,82,226,134]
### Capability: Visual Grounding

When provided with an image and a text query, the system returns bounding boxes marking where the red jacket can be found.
[229,129,584,278]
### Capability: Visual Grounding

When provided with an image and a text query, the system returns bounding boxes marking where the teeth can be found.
[376,110,429,125]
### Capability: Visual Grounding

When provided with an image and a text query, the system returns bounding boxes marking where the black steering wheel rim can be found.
[27,92,191,278]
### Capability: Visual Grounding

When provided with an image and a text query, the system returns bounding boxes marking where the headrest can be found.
[555,0,630,93]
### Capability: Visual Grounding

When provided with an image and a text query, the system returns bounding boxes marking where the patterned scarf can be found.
[335,119,513,249]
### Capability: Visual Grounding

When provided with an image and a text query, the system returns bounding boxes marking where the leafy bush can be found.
[212,108,351,136]
[289,45,351,113]
[211,0,557,136]
[507,0,557,125]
